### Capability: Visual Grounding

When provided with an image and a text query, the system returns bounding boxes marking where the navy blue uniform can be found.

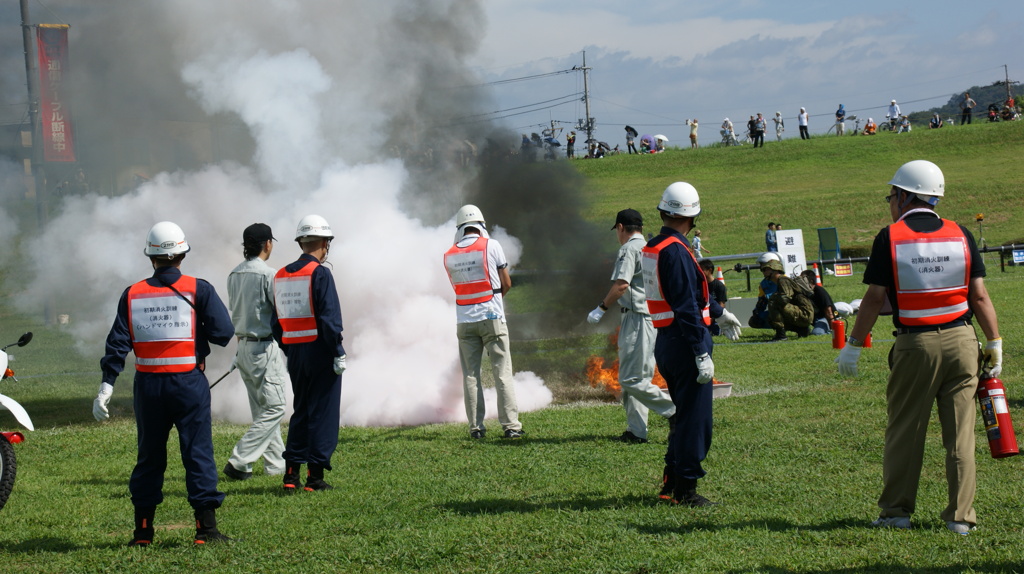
[272,253,345,470]
[648,227,723,481]
[100,267,233,511]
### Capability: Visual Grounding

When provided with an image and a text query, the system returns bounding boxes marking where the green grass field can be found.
[1,120,1023,573]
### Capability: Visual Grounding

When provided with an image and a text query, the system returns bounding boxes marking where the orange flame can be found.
[584,330,723,396]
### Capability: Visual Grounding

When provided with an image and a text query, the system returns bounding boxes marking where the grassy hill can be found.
[572,119,1024,256]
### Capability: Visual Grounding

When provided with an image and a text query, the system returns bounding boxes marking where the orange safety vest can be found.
[890,218,970,326]
[444,236,496,306]
[127,275,197,373]
[641,236,711,328]
[275,260,319,344]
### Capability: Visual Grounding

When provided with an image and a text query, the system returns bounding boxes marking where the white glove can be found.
[695,353,714,384]
[333,355,347,375]
[718,309,742,341]
[836,345,861,377]
[983,338,1003,377]
[93,382,114,421]
[718,309,741,328]
[587,306,606,324]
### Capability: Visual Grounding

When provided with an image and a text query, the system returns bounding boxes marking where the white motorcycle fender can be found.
[0,393,34,431]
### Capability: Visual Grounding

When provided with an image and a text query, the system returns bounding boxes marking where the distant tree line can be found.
[908,82,1023,124]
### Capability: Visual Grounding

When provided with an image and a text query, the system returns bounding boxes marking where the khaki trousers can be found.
[618,310,675,439]
[878,324,979,524]
[228,339,287,475]
[457,319,521,432]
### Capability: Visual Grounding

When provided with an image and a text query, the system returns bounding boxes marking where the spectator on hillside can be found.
[765,222,778,252]
[863,118,877,135]
[835,104,846,136]
[960,93,976,125]
[897,115,911,134]
[753,113,767,147]
[798,107,809,139]
[929,113,944,129]
[773,112,785,142]
[886,100,901,130]
[692,229,709,257]
[626,127,637,154]
[689,119,699,148]
[800,270,837,335]
[747,116,757,144]
[721,118,736,145]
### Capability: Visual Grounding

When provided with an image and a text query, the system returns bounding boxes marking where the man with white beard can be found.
[444,205,524,440]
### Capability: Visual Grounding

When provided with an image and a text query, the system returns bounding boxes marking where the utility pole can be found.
[1004,64,1012,102]
[20,0,54,324]
[574,51,594,143]
[20,0,47,232]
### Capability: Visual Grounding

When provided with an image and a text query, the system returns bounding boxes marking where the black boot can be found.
[658,466,675,501]
[771,329,788,342]
[304,464,334,492]
[127,506,155,547]
[282,462,302,492]
[194,509,232,544]
[672,478,718,507]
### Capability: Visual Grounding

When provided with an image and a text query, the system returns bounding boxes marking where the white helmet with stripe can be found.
[294,214,334,242]
[658,182,701,218]
[144,221,190,259]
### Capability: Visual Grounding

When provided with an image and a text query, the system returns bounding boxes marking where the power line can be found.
[460,93,582,119]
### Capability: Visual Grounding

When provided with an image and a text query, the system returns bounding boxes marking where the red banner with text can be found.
[36,24,76,162]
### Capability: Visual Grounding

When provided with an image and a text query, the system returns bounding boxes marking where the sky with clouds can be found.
[470,0,1022,145]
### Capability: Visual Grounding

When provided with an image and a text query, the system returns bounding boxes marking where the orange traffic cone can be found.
[813,263,822,286]
[715,266,724,281]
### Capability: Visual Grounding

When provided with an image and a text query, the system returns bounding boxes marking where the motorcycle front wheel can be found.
[0,434,16,510]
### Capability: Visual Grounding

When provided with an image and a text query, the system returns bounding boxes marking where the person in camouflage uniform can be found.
[759,259,814,341]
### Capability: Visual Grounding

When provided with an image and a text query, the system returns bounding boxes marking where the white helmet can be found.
[658,182,701,218]
[455,204,485,228]
[756,252,781,265]
[888,160,944,205]
[144,221,190,259]
[294,214,334,242]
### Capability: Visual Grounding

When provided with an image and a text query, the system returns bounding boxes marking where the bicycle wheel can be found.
[0,435,15,511]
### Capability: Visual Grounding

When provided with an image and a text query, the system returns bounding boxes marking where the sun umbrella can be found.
[640,134,653,143]
[598,141,611,150]
[654,134,669,142]
[625,125,639,138]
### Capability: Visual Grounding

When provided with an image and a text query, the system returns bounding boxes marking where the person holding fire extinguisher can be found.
[835,160,1002,535]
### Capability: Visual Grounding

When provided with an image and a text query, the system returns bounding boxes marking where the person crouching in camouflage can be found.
[759,259,814,341]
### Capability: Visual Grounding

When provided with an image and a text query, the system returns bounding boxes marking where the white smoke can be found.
[16,1,552,427]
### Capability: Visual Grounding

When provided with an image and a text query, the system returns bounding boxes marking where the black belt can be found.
[238,335,274,342]
[895,320,969,336]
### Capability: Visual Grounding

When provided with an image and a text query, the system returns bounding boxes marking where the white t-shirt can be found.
[452,233,509,324]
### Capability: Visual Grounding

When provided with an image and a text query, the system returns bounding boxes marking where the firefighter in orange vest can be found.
[642,182,726,507]
[94,221,235,546]
[444,204,524,439]
[272,215,346,492]
[836,160,1002,535]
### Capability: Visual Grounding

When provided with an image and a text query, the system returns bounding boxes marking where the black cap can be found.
[611,208,643,229]
[243,223,275,243]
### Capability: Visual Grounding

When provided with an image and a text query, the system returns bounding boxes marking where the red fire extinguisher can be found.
[977,374,1019,459]
[831,318,846,349]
